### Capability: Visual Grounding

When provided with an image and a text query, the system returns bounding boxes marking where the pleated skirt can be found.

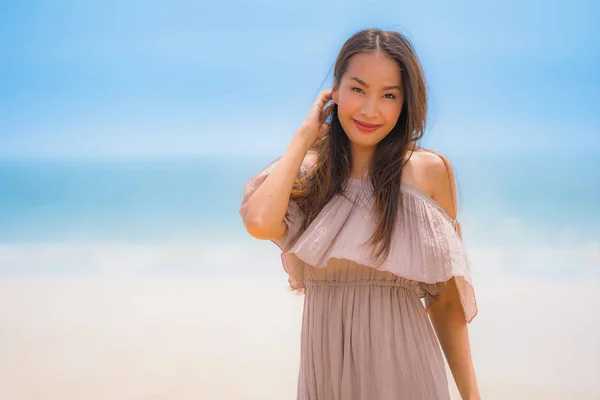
[296,262,451,400]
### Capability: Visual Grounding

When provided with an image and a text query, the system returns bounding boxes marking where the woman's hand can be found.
[295,89,333,147]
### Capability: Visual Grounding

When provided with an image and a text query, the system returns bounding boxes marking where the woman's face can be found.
[332,51,404,148]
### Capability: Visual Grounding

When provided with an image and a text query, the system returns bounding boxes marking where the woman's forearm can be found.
[242,131,312,238]
[429,299,481,400]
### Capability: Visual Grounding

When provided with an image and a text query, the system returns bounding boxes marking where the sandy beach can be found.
[0,269,598,400]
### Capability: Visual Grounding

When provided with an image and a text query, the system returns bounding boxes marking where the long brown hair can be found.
[290,28,428,264]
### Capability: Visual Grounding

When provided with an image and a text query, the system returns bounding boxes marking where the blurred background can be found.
[1,0,598,399]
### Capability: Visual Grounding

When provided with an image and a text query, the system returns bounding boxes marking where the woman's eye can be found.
[352,87,395,99]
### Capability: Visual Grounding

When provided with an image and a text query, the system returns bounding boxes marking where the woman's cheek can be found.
[338,95,361,115]
[382,102,402,120]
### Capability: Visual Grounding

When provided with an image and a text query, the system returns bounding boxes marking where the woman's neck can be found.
[349,143,374,179]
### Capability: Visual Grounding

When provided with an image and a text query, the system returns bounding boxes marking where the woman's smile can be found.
[352,118,382,133]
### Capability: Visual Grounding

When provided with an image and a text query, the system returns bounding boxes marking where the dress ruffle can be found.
[239,157,478,324]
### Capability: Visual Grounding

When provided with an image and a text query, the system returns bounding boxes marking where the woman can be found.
[239,28,480,400]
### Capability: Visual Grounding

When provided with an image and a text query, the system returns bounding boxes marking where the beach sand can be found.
[0,273,598,399]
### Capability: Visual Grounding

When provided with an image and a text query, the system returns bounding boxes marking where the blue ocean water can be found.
[0,154,598,244]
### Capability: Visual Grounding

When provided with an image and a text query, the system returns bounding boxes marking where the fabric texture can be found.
[239,155,478,399]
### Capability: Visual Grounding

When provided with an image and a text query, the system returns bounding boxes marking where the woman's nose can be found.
[360,98,378,119]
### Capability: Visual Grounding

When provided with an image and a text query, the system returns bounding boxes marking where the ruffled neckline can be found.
[345,177,456,224]
[279,176,476,323]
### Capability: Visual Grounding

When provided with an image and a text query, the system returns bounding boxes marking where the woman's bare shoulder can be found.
[403,147,443,190]
[414,147,459,219]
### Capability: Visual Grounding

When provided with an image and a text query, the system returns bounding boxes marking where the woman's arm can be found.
[427,278,480,400]
[241,132,312,241]
[427,151,481,400]
[241,89,332,241]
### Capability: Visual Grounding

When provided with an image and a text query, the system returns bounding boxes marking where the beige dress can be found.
[239,157,478,400]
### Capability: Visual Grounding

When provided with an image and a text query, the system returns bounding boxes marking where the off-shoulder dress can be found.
[239,156,478,400]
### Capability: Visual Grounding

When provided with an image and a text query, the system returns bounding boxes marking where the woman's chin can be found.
[346,135,382,149]
[340,121,390,147]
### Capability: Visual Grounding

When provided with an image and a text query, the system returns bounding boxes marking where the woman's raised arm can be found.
[241,89,332,241]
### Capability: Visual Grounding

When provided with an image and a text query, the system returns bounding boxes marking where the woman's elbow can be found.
[244,219,271,240]
[243,217,286,241]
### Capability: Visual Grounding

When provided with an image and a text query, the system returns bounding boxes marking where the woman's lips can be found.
[353,119,381,133]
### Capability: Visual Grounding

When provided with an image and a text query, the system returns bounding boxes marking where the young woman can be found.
[239,28,480,400]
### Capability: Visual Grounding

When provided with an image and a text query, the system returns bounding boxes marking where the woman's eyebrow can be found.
[350,76,401,91]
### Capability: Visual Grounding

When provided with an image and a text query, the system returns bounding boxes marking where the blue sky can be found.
[0,0,598,158]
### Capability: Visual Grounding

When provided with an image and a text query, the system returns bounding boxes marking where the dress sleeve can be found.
[420,218,477,324]
[239,158,304,251]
